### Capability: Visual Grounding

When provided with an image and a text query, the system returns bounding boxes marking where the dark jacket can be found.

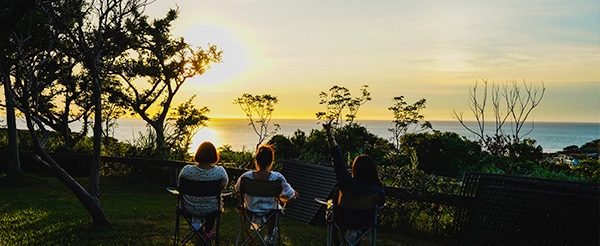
[330,145,385,205]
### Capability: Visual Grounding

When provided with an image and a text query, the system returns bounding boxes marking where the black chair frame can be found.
[168,178,229,246]
[316,188,384,246]
[235,177,284,246]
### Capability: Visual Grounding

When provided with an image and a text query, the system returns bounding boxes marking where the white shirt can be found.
[178,164,229,216]
[235,171,296,213]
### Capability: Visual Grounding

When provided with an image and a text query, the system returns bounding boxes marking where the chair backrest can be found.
[336,189,378,210]
[178,177,223,197]
[239,177,282,197]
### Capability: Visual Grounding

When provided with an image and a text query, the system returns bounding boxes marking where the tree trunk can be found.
[155,121,166,158]
[89,55,102,198]
[25,113,110,226]
[1,55,22,177]
[37,152,110,226]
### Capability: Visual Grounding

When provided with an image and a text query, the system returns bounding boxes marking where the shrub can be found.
[218,145,253,168]
[401,131,483,178]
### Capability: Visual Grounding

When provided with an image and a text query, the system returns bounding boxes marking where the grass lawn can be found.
[0,173,436,245]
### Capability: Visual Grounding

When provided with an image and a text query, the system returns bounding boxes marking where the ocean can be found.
[111,118,599,154]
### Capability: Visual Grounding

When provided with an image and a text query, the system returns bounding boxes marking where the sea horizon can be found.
[2,117,598,154]
[112,118,599,154]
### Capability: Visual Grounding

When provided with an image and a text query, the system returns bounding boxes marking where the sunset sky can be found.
[145,0,599,123]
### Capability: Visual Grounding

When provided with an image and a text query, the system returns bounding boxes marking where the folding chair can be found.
[315,188,384,246]
[235,177,284,246]
[167,177,232,246]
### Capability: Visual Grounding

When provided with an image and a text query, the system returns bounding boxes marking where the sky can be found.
[144,0,599,123]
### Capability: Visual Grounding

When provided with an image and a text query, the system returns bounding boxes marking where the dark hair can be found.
[255,144,274,170]
[194,141,220,164]
[351,155,384,188]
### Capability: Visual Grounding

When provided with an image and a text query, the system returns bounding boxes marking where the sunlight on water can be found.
[192,127,219,149]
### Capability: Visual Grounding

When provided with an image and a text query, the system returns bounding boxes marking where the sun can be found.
[180,23,249,86]
[191,127,220,152]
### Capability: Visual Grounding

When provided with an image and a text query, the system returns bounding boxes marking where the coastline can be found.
[1,117,598,153]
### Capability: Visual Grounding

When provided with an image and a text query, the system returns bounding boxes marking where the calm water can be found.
[111,118,599,153]
[2,116,597,153]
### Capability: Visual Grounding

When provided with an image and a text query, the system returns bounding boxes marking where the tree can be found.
[113,9,221,158]
[388,96,432,151]
[5,0,121,226]
[54,0,150,200]
[316,85,371,127]
[0,0,36,177]
[4,0,151,226]
[0,48,22,177]
[452,79,545,155]
[234,93,280,150]
[401,131,482,177]
[166,95,210,160]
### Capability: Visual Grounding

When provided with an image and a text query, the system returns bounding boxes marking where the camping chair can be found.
[315,188,384,246]
[235,177,284,246]
[167,177,233,246]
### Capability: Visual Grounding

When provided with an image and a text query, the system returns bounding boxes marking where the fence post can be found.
[171,167,178,187]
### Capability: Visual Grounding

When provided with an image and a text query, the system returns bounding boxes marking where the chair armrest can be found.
[314,198,328,205]
[221,189,235,197]
[279,196,295,204]
[166,187,179,195]
[314,198,333,208]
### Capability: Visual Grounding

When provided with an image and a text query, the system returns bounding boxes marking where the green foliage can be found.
[166,95,210,154]
[218,145,253,168]
[563,139,600,154]
[268,134,300,160]
[569,159,600,182]
[0,129,7,150]
[388,96,432,151]
[290,129,307,151]
[101,137,134,157]
[401,131,483,177]
[379,166,460,239]
[126,126,161,159]
[387,166,462,194]
[507,138,543,163]
[297,129,330,162]
[316,85,371,126]
[334,123,393,165]
[115,8,222,154]
[579,139,599,153]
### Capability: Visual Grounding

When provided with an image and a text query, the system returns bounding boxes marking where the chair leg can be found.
[326,223,332,246]
[236,210,283,246]
[372,227,376,246]
[271,212,280,246]
[174,213,180,246]
[215,214,221,246]
[235,209,242,246]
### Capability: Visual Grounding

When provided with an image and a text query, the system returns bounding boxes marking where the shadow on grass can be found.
[0,173,47,187]
[1,173,437,245]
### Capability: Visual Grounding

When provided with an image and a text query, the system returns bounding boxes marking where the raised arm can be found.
[323,120,338,148]
[323,120,376,196]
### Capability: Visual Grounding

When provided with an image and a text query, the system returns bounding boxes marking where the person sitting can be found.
[323,121,385,243]
[178,141,229,240]
[235,144,299,241]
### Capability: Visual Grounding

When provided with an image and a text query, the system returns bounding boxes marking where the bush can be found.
[569,159,600,182]
[218,145,253,168]
[268,134,299,160]
[401,131,483,178]
[379,166,460,240]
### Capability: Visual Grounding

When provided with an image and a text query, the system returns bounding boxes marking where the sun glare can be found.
[181,23,249,86]
[191,127,220,151]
